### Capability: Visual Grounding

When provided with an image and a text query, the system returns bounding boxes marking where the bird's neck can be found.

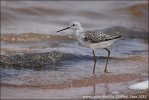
[75,28,84,41]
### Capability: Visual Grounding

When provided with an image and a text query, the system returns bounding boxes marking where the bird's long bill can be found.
[56,27,70,33]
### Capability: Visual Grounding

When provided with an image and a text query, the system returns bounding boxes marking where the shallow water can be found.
[1,1,148,99]
[1,38,148,85]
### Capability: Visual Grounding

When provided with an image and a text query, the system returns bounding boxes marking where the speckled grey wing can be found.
[83,31,122,43]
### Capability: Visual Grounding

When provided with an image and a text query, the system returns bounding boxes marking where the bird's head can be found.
[57,21,83,33]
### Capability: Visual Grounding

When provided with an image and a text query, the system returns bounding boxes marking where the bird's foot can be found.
[104,69,108,73]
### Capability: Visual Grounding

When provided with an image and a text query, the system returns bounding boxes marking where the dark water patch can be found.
[122,50,148,55]
[1,49,124,71]
[0,51,62,70]
[61,53,115,62]
[0,52,86,70]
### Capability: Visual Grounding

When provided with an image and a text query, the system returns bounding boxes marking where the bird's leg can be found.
[104,48,110,72]
[92,50,96,74]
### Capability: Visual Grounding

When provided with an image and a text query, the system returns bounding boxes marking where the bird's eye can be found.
[72,24,75,26]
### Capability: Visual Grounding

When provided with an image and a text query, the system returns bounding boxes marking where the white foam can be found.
[129,80,149,90]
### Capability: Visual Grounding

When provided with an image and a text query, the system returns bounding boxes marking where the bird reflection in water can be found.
[91,75,111,97]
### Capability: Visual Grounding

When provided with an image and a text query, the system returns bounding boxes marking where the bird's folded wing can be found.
[83,31,122,43]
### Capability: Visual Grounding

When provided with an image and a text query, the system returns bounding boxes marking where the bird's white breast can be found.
[84,39,118,49]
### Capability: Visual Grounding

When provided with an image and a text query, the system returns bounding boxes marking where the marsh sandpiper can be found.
[57,21,123,74]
